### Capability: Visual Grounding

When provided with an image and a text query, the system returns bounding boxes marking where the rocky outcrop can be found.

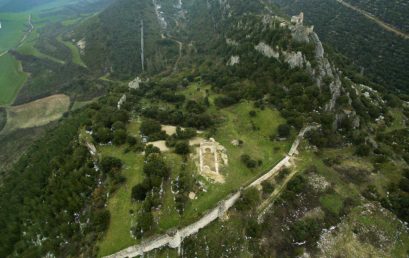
[227,55,240,66]
[129,77,142,89]
[255,42,310,69]
[255,42,280,59]
[283,50,311,69]
[117,94,126,110]
[226,38,239,46]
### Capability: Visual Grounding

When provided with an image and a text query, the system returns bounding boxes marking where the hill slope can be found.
[269,0,409,92]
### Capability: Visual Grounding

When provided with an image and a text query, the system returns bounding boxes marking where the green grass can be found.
[97,145,145,257]
[56,35,87,67]
[0,53,27,105]
[386,108,406,132]
[155,100,290,229]
[320,193,344,215]
[17,31,65,64]
[0,12,28,51]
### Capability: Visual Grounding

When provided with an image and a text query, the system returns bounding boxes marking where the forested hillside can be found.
[346,0,409,33]
[269,0,409,92]
[73,0,179,79]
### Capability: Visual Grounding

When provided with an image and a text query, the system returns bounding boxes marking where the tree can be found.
[113,129,127,145]
[261,181,275,194]
[236,187,260,211]
[143,154,170,179]
[355,144,371,156]
[249,110,257,117]
[100,156,122,174]
[145,144,161,157]
[112,121,126,130]
[132,184,148,201]
[175,141,190,155]
[140,119,162,136]
[278,124,291,138]
[93,210,110,232]
[94,127,113,143]
[127,136,137,146]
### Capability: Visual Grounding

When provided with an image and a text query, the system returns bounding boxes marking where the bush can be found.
[100,156,122,174]
[145,144,161,157]
[94,127,113,143]
[140,119,162,136]
[113,129,127,145]
[261,181,275,194]
[355,144,371,156]
[93,210,110,232]
[112,121,126,130]
[127,136,137,146]
[240,154,259,169]
[175,141,190,155]
[236,187,260,211]
[278,124,291,138]
[132,183,149,201]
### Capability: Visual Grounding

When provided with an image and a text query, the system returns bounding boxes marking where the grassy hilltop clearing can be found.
[96,82,291,256]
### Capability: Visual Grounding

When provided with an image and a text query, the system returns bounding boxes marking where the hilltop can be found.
[0,0,408,257]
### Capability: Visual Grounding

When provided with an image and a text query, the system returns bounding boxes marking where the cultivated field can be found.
[1,94,70,134]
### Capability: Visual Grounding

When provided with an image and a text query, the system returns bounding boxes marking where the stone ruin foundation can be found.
[197,138,228,183]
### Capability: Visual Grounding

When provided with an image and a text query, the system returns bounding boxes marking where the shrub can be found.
[140,119,162,136]
[132,183,149,201]
[278,124,291,138]
[175,141,190,155]
[236,188,260,211]
[113,129,127,145]
[261,181,275,194]
[100,156,122,174]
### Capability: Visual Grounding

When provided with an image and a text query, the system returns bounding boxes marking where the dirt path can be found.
[336,0,409,40]
[103,125,319,258]
[172,39,183,72]
[17,14,35,48]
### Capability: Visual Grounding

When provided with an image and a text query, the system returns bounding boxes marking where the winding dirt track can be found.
[336,0,409,40]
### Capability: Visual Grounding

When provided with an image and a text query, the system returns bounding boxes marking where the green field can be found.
[57,35,86,67]
[17,30,65,64]
[0,0,92,107]
[0,53,27,105]
[0,12,28,51]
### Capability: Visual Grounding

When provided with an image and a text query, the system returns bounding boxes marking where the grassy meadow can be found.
[0,53,27,105]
